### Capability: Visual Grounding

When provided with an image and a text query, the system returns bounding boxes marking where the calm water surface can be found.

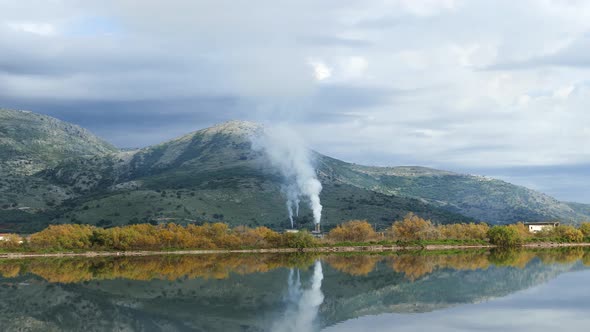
[1,249,589,332]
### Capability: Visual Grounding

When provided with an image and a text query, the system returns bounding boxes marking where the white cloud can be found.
[308,59,332,81]
[396,0,458,16]
[517,94,531,106]
[308,56,369,82]
[553,85,575,99]
[5,21,56,36]
[338,56,369,80]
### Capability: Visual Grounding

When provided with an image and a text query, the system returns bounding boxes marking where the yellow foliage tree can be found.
[327,220,377,242]
[0,233,23,250]
[389,213,438,241]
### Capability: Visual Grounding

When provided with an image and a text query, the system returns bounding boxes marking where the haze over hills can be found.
[0,109,589,232]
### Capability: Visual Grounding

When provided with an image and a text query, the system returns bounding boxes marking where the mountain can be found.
[0,109,119,232]
[0,109,117,174]
[0,108,589,232]
[319,161,590,223]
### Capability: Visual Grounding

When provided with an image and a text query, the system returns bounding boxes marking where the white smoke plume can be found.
[272,261,324,332]
[252,125,323,227]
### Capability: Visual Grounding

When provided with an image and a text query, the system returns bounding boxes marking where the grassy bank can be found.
[6,241,590,259]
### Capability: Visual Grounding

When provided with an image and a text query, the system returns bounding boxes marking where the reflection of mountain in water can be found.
[320,258,577,328]
[0,251,588,332]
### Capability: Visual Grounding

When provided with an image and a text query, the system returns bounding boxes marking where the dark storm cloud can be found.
[0,95,250,147]
[0,31,188,77]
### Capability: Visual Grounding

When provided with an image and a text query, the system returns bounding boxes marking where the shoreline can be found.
[2,242,590,259]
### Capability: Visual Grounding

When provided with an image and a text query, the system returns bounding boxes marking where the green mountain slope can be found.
[0,109,117,174]
[320,161,590,223]
[1,109,589,232]
[0,109,120,231]
[35,121,470,231]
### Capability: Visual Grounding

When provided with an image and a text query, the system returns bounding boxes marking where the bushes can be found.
[29,224,95,250]
[507,223,533,240]
[529,225,584,243]
[389,213,439,241]
[487,226,523,247]
[277,231,318,249]
[17,223,319,251]
[327,220,377,242]
[553,225,583,243]
[233,226,279,248]
[388,213,489,243]
[438,223,489,240]
[6,215,590,252]
[578,222,590,238]
[0,234,23,250]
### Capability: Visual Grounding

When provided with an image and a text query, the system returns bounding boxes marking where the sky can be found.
[1,0,589,202]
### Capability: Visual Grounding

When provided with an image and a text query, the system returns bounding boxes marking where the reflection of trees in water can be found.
[1,249,589,283]
[390,252,490,281]
[322,255,382,276]
[324,249,590,281]
[0,254,318,283]
[537,248,584,265]
[488,250,537,268]
[0,263,20,278]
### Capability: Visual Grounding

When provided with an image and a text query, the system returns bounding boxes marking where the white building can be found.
[525,222,560,233]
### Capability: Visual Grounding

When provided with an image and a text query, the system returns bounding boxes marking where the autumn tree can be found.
[439,223,489,240]
[0,234,23,250]
[553,225,583,243]
[578,222,590,238]
[29,224,95,250]
[327,220,377,242]
[389,213,438,241]
[507,222,532,240]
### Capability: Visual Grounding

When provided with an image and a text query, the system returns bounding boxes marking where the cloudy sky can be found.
[1,0,590,202]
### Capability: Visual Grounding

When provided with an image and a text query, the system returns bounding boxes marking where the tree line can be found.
[2,212,590,251]
[325,213,590,247]
[0,223,317,251]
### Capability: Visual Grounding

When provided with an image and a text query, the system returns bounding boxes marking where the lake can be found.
[1,249,589,331]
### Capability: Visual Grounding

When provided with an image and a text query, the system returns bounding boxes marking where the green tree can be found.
[578,222,590,238]
[554,225,583,243]
[487,226,523,247]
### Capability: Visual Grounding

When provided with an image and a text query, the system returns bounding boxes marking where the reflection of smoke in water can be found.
[287,268,302,303]
[272,261,324,332]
